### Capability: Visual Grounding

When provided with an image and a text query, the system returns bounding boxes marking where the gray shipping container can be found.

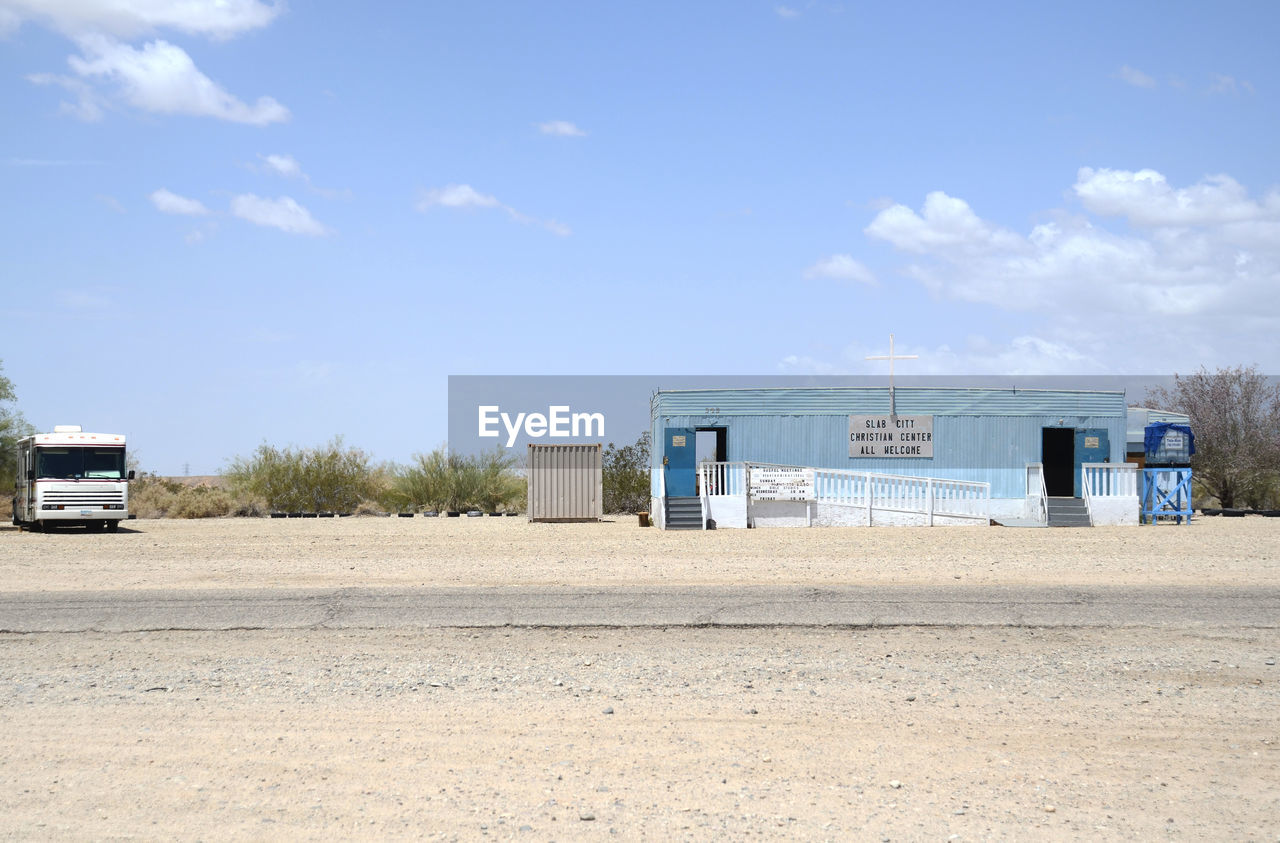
[527,443,602,522]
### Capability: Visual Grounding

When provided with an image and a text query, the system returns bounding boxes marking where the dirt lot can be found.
[2,515,1278,591]
[1,517,1278,839]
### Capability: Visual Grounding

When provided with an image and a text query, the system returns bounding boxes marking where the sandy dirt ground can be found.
[1,515,1278,591]
[1,627,1276,839]
[1,517,1278,839]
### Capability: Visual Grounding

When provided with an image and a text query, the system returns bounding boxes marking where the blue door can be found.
[1073,428,1110,496]
[663,427,696,497]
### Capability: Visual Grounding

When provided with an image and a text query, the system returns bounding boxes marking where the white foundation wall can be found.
[697,498,1007,528]
[650,497,665,530]
[656,494,1134,528]
[707,495,748,529]
[1088,496,1139,526]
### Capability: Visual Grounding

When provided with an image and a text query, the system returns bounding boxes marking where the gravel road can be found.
[1,517,1277,839]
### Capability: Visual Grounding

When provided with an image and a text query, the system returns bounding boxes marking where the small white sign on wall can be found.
[849,415,934,458]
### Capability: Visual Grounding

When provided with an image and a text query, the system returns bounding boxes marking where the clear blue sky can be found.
[3,1,1277,474]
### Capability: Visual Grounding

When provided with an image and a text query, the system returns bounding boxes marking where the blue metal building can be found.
[650,386,1128,518]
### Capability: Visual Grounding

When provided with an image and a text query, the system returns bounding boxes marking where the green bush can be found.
[390,446,524,513]
[226,436,381,513]
[603,432,651,513]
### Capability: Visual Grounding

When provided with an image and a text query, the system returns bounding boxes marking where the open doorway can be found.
[1042,427,1075,497]
[695,427,727,494]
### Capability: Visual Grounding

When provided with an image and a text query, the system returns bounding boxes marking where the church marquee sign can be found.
[849,415,934,458]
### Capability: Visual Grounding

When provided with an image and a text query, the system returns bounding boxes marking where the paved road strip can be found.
[1,585,1278,633]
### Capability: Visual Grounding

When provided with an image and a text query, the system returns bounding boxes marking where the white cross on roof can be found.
[865,334,918,417]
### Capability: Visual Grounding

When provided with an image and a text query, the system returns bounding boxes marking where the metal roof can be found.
[652,386,1125,418]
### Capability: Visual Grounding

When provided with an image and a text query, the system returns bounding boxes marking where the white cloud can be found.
[149,187,207,215]
[416,184,570,236]
[538,120,586,137]
[25,71,105,120]
[863,168,1280,369]
[417,184,502,210]
[1209,73,1254,95]
[231,194,331,236]
[14,2,288,125]
[184,222,217,244]
[0,0,280,40]
[261,153,304,179]
[67,35,288,124]
[775,6,800,18]
[95,194,125,213]
[864,190,1022,254]
[1117,65,1156,89]
[804,254,876,284]
[1073,167,1280,227]
[779,335,1099,376]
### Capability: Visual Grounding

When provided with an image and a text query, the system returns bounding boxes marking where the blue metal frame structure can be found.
[1141,468,1193,524]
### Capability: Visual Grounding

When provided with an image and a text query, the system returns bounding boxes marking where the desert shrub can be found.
[473,448,523,512]
[226,436,382,513]
[128,474,183,518]
[387,447,452,512]
[603,432,651,513]
[170,486,236,519]
[390,446,524,513]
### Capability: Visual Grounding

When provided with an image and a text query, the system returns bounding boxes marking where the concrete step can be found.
[1047,497,1092,527]
[665,497,704,530]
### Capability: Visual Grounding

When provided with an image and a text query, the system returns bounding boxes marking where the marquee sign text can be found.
[849,415,934,458]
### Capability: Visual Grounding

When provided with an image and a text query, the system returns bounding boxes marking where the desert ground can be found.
[1,517,1278,839]
[2,514,1278,592]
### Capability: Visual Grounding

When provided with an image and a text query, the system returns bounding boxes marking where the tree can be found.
[1,361,35,492]
[1147,365,1280,509]
[603,431,651,513]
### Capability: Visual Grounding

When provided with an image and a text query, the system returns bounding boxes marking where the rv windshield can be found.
[36,447,127,479]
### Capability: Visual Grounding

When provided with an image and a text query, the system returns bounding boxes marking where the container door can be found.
[1074,428,1110,496]
[663,428,696,497]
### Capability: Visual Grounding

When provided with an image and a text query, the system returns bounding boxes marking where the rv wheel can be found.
[106,520,120,533]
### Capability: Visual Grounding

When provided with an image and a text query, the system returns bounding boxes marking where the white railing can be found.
[1082,463,1138,497]
[698,461,747,497]
[809,467,989,523]
[698,461,747,531]
[1026,463,1048,524]
[683,461,990,526]
[1081,462,1138,527]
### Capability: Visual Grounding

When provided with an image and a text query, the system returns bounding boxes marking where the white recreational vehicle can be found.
[12,425,133,531]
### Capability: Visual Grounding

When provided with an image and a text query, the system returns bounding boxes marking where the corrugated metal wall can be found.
[528,443,602,522]
[650,388,1127,499]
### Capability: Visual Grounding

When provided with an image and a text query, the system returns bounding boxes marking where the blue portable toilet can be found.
[1142,421,1194,523]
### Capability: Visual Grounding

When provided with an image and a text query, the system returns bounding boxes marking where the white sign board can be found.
[750,467,814,501]
[849,415,934,458]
